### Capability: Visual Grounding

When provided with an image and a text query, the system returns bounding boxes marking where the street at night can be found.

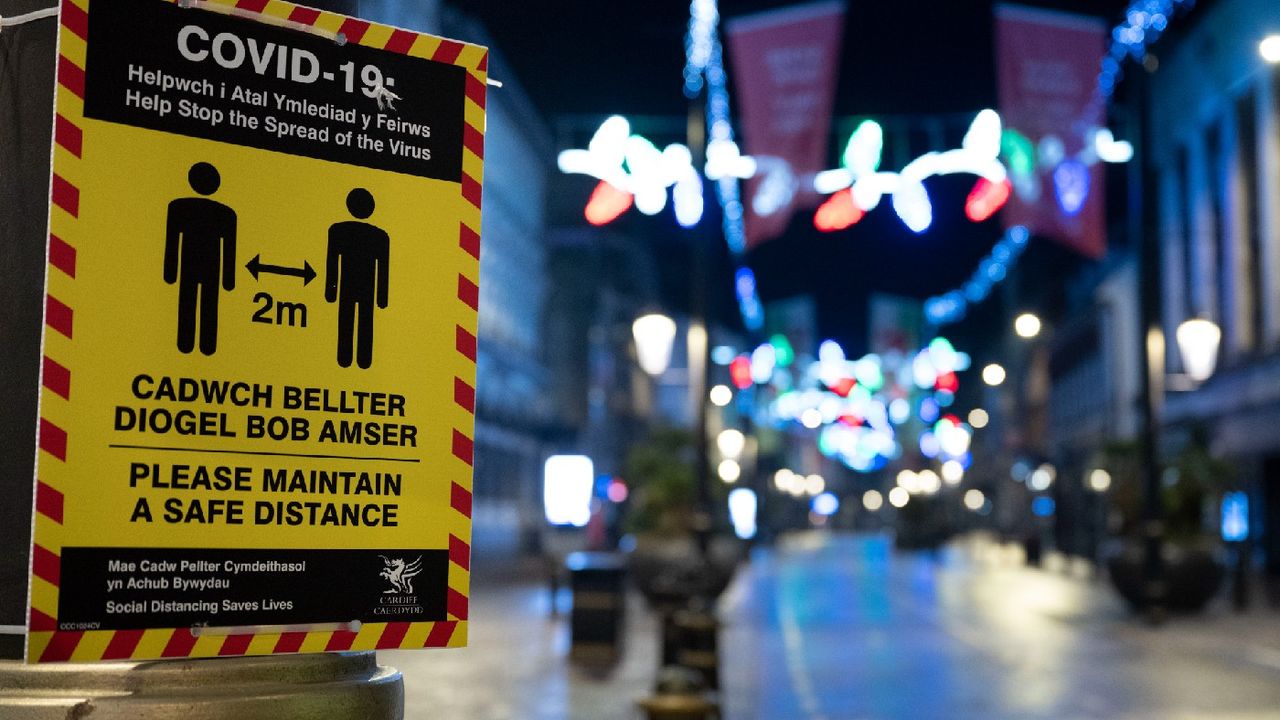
[386,533,1280,719]
[6,0,1280,717]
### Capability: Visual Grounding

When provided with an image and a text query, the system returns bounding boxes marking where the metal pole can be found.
[0,651,402,719]
[1134,58,1167,623]
[686,101,713,561]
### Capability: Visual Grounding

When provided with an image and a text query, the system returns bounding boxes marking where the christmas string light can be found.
[925,0,1187,327]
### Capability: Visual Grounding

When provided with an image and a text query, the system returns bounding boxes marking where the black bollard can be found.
[637,665,719,720]
[674,608,720,692]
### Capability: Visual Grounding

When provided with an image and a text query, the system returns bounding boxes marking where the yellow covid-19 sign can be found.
[28,0,485,663]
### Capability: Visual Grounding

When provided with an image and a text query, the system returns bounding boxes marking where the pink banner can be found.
[996,4,1107,259]
[727,1,845,250]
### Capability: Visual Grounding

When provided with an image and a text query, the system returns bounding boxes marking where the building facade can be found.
[1147,0,1280,589]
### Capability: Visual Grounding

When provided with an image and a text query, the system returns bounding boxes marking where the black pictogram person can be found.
[326,188,389,369]
[165,162,237,355]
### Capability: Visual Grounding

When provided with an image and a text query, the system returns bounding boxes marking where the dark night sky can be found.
[458,0,1130,352]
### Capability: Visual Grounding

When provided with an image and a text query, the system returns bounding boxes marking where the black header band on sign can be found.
[59,547,448,630]
[83,0,465,181]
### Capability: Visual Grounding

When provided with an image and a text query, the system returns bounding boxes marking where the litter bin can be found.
[566,551,627,664]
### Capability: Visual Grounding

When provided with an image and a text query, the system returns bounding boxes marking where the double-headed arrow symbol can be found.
[246,254,316,285]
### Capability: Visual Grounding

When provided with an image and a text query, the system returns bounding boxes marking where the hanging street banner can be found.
[995,4,1107,259]
[28,0,486,663]
[726,0,845,250]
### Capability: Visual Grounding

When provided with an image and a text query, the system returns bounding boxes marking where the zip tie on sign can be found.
[0,5,60,34]
[177,0,346,45]
[372,80,400,111]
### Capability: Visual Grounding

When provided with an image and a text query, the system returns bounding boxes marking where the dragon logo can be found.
[378,555,423,595]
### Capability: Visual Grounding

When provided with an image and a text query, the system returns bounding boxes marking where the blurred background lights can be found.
[919,431,941,458]
[718,459,741,483]
[968,408,989,428]
[1028,463,1056,491]
[888,486,910,508]
[896,469,920,494]
[728,488,758,540]
[805,474,826,496]
[917,469,942,495]
[936,420,972,457]
[709,384,733,407]
[632,313,677,376]
[1011,459,1032,483]
[710,345,737,366]
[862,489,884,511]
[750,342,777,384]
[543,455,594,527]
[606,478,629,503]
[730,355,753,389]
[1014,312,1042,338]
[1221,491,1249,543]
[716,428,746,459]
[963,489,986,511]
[770,334,795,367]
[811,492,840,516]
[982,363,1007,386]
[919,397,941,423]
[1032,496,1056,517]
[941,460,964,485]
[818,339,846,363]
[1087,468,1112,492]
[1261,34,1280,64]
[801,408,823,429]
[889,398,911,424]
[774,469,796,493]
[1176,318,1222,382]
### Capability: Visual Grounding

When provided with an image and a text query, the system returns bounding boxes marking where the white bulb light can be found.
[1028,464,1055,492]
[717,429,746,460]
[917,469,942,495]
[1261,34,1280,64]
[941,460,964,485]
[710,384,733,407]
[718,459,742,484]
[982,363,1007,386]
[863,490,884,511]
[964,489,985,511]
[889,486,910,508]
[1014,313,1042,339]
[1176,318,1222,382]
[968,408,989,429]
[632,314,677,376]
[1087,468,1112,492]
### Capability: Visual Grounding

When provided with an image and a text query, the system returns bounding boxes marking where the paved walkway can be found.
[720,533,1280,720]
[383,534,1280,719]
[383,558,659,720]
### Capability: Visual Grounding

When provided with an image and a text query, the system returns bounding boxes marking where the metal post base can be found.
[0,651,402,719]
